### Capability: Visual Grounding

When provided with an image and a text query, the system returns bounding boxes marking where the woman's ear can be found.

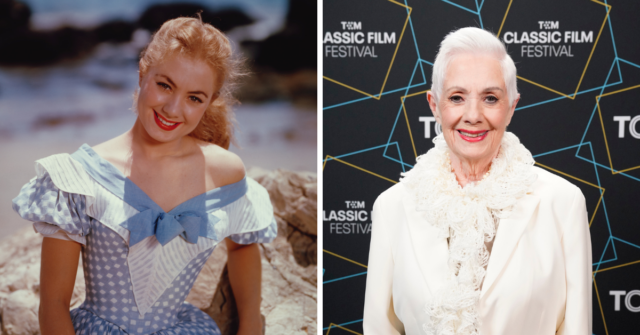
[506,93,520,126]
[427,91,441,123]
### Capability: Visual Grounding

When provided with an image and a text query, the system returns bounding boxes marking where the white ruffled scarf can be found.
[400,132,537,335]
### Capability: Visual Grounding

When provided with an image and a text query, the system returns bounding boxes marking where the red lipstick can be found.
[457,129,489,142]
[154,111,181,131]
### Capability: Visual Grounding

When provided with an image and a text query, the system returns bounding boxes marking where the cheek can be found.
[487,107,512,128]
[439,105,462,129]
[139,83,163,107]
[184,105,208,125]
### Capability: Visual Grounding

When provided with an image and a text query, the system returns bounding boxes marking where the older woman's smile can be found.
[457,129,489,142]
[427,52,519,186]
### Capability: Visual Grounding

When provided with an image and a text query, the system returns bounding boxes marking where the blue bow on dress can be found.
[120,209,220,246]
[69,144,250,248]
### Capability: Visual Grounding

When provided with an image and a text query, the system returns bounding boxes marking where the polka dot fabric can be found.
[12,151,277,335]
[71,302,220,335]
[229,218,277,244]
[13,174,223,334]
[76,221,220,334]
[12,171,91,243]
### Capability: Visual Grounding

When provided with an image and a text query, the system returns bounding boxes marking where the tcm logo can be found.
[419,117,442,138]
[538,21,559,30]
[345,201,365,209]
[610,290,640,312]
[613,115,640,138]
[340,21,361,30]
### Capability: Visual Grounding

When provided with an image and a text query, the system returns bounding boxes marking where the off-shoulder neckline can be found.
[70,143,248,214]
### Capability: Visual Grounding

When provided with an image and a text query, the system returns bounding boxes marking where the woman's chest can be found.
[389,209,567,333]
[126,159,210,212]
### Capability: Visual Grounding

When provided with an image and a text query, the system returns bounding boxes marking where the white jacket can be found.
[363,166,592,335]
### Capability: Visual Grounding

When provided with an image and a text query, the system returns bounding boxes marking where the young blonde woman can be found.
[12,17,276,335]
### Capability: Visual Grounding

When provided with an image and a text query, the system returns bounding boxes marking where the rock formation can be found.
[0,168,317,335]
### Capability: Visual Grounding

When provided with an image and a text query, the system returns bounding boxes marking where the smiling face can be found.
[428,53,519,164]
[136,54,217,143]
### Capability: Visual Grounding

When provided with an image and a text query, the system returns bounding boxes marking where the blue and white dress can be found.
[12,144,277,335]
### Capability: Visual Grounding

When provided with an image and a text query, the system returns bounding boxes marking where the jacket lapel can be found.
[480,193,540,298]
[401,188,450,296]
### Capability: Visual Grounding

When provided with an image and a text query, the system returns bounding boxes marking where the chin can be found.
[149,131,182,143]
[141,118,186,143]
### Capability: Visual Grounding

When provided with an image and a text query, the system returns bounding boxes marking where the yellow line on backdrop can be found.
[594,259,640,274]
[400,90,430,158]
[323,250,368,269]
[323,155,398,184]
[573,0,611,98]
[325,323,363,335]
[593,274,609,335]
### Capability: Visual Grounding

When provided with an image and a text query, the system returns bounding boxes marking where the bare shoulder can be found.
[91,135,129,164]
[198,141,246,187]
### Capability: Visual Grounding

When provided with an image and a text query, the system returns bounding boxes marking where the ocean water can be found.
[22,0,288,40]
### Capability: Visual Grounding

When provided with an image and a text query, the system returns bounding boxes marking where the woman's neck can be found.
[448,148,499,188]
[128,118,193,160]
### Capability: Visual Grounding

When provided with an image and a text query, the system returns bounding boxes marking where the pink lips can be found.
[457,129,489,142]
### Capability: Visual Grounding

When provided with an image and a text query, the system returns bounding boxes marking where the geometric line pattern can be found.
[595,84,640,174]
[497,0,612,100]
[324,1,640,333]
[576,57,640,183]
[325,323,363,335]
[323,0,413,100]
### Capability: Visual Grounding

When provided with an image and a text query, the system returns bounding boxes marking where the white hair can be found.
[431,27,518,107]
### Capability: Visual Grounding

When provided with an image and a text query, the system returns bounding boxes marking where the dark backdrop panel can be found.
[323,0,640,334]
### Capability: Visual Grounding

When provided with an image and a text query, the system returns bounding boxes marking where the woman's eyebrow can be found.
[482,86,504,92]
[157,74,177,87]
[189,90,209,98]
[156,74,209,98]
[445,86,504,93]
[445,85,468,93]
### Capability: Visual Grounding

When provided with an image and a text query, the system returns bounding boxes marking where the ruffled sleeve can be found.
[225,178,277,244]
[12,154,94,245]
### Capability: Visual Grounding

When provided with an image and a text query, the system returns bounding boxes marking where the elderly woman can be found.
[363,27,592,335]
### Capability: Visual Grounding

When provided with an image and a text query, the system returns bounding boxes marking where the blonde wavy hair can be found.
[135,16,244,149]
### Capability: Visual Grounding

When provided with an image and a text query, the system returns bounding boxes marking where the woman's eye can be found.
[449,95,463,103]
[485,96,498,103]
[189,96,203,103]
[157,82,170,90]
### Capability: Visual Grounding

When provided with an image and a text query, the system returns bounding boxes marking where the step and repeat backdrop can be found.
[323,0,640,334]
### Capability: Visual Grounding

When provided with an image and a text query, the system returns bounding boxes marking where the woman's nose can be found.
[462,100,483,124]
[161,94,182,118]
